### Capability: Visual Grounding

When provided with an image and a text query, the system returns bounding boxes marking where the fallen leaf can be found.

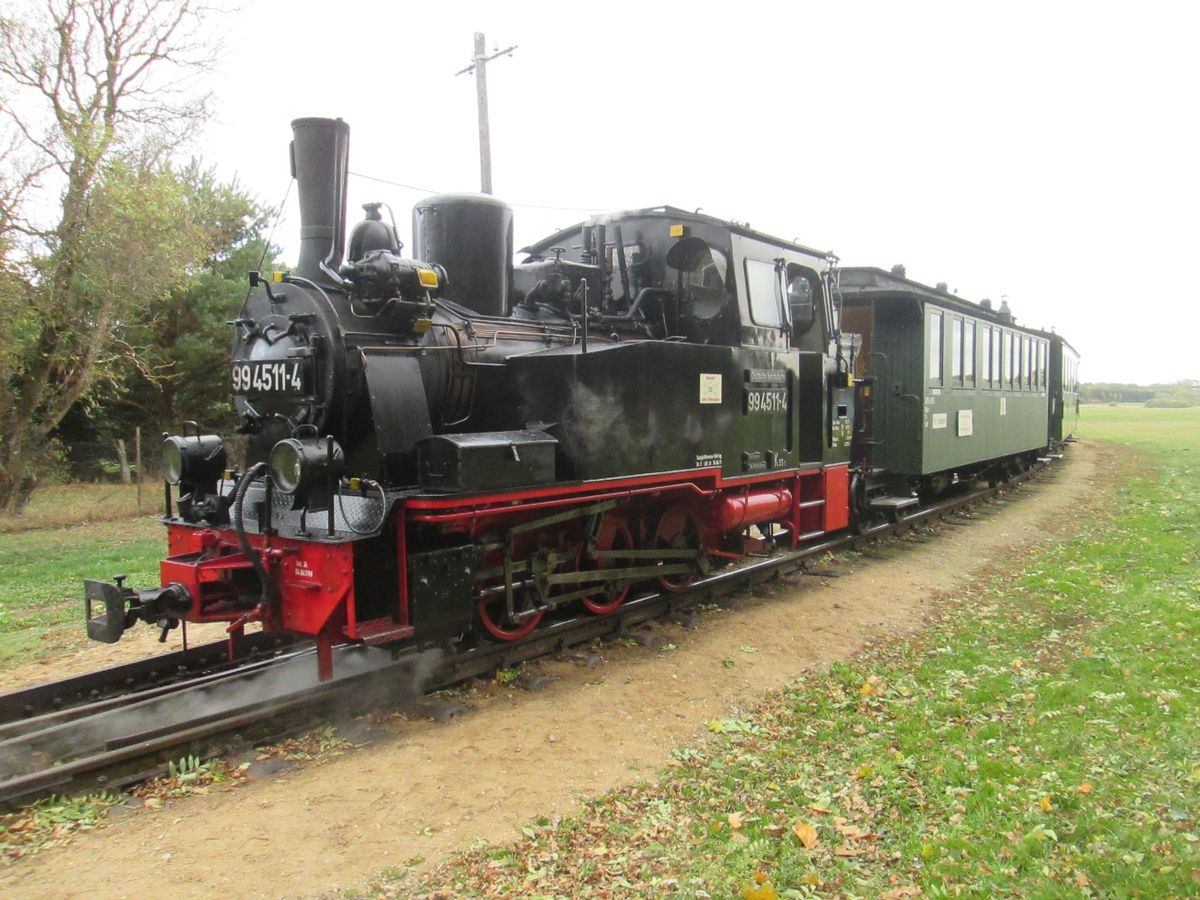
[728,812,744,830]
[1078,783,1094,794]
[834,844,863,857]
[1040,795,1053,812]
[793,820,819,848]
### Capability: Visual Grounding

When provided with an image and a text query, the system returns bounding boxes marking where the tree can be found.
[0,0,218,510]
[93,162,279,440]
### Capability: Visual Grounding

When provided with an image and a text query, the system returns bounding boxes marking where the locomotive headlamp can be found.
[162,434,227,487]
[269,436,345,495]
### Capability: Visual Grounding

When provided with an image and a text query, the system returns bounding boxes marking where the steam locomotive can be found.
[84,118,1078,679]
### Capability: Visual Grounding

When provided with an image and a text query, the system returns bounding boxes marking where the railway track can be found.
[0,461,1061,807]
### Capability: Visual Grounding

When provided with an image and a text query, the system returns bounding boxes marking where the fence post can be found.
[135,427,142,513]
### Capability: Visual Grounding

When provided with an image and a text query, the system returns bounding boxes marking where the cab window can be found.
[678,243,728,321]
[786,264,817,335]
[744,259,783,327]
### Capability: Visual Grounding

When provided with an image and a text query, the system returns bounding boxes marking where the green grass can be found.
[1080,403,1200,449]
[0,792,122,862]
[0,517,163,665]
[383,407,1199,898]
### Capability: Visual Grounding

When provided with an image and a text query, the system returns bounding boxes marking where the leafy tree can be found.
[80,162,280,445]
[0,0,218,510]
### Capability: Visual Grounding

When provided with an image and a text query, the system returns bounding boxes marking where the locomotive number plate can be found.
[232,360,306,396]
[744,388,788,414]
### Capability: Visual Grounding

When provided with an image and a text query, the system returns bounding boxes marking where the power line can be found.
[347,169,610,214]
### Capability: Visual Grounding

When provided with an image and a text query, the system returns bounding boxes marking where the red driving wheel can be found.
[476,591,544,641]
[581,512,635,615]
[653,503,701,593]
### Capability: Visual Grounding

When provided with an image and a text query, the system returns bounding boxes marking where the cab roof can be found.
[520,205,833,261]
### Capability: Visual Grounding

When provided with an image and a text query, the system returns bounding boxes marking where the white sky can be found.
[191,0,1199,383]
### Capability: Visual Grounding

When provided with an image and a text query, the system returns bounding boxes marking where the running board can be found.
[869,496,920,511]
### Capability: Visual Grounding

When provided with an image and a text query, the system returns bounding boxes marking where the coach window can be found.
[982,325,992,388]
[991,327,1001,388]
[964,320,976,386]
[744,258,783,327]
[1003,331,1012,388]
[1024,338,1033,389]
[928,311,943,384]
[950,317,963,385]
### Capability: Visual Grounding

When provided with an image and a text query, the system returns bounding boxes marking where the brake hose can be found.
[233,462,279,605]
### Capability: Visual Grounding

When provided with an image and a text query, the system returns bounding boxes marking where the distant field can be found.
[1082,403,1200,448]
[0,483,150,534]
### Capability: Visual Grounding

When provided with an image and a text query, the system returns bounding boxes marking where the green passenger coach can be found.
[840,268,1067,499]
[1047,334,1081,445]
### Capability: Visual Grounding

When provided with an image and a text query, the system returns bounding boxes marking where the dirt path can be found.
[1,443,1108,899]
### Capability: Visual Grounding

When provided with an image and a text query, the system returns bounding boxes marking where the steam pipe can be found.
[614,225,630,301]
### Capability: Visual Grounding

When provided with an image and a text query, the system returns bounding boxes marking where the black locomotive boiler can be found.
[84,117,1075,679]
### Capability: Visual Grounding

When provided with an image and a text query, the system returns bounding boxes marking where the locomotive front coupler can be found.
[84,576,192,644]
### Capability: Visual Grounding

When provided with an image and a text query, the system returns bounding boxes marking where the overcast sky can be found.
[194,0,1197,384]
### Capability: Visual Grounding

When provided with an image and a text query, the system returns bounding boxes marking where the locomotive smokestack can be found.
[290,117,350,283]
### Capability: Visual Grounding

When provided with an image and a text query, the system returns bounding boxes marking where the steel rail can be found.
[0,632,294,727]
[0,461,1058,807]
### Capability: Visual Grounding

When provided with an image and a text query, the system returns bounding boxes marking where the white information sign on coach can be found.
[958,409,974,436]
[699,373,722,404]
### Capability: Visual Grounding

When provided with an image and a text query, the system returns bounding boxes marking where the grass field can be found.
[0,517,163,665]
[381,406,1200,897]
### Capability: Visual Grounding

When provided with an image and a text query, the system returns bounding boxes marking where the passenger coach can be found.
[839,267,1071,503]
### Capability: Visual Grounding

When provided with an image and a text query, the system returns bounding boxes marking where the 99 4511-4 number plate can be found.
[232,360,305,395]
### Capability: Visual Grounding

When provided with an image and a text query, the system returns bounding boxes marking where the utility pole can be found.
[455,32,517,195]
